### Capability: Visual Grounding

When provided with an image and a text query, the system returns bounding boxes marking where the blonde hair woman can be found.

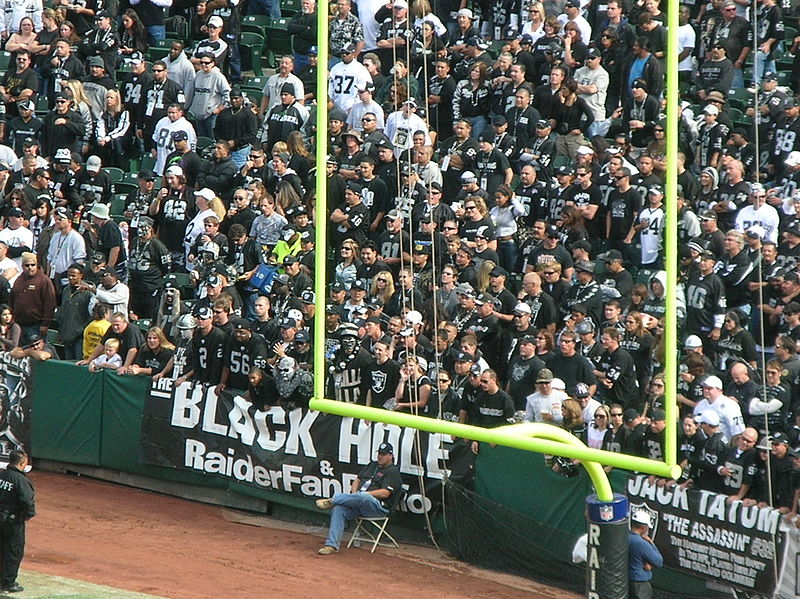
[370,270,395,304]
[96,88,131,166]
[63,79,94,153]
[29,9,61,59]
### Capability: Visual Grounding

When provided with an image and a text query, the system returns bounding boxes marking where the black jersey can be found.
[639,427,666,461]
[223,333,268,390]
[684,271,726,335]
[189,326,226,385]
[719,445,758,495]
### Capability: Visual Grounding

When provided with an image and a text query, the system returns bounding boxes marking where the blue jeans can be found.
[231,144,251,169]
[497,239,518,272]
[467,115,488,139]
[195,115,217,138]
[324,492,389,550]
[754,48,778,84]
[146,25,165,46]
[62,338,83,360]
[293,52,309,73]
[246,0,281,18]
[732,67,744,89]
[225,34,241,82]
[21,324,39,343]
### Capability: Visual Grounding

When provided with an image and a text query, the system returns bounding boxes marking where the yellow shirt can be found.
[83,319,111,360]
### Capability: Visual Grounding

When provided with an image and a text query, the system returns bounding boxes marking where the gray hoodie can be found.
[189,66,231,120]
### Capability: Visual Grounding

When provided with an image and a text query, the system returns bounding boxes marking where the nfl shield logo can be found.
[599,505,614,521]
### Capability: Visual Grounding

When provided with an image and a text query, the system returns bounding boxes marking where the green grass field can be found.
[9,572,166,598]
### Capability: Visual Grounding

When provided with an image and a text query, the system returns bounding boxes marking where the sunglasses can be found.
[200,61,213,65]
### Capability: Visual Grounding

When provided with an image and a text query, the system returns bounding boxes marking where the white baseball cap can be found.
[696,410,720,427]
[631,511,651,527]
[684,335,702,349]
[700,375,723,390]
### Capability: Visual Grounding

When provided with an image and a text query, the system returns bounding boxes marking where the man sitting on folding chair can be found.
[316,442,403,555]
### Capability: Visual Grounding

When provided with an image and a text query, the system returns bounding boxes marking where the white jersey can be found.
[262,72,305,112]
[183,208,216,269]
[693,397,746,442]
[0,226,33,272]
[355,0,385,50]
[734,204,780,244]
[638,206,664,265]
[152,116,197,176]
[384,111,430,157]
[0,256,17,285]
[328,60,372,113]
[0,0,42,35]
[677,23,696,72]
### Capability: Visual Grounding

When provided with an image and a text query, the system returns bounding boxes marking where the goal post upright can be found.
[309,4,682,495]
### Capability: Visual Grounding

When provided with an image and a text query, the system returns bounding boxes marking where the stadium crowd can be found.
[0,0,796,511]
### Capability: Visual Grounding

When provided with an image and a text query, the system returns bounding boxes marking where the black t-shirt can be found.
[506,354,544,410]
[363,357,402,409]
[545,353,597,396]
[606,188,640,241]
[459,216,495,243]
[470,389,515,428]
[134,345,175,375]
[101,322,144,359]
[97,219,127,265]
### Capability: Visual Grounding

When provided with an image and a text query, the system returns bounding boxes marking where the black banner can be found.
[626,475,782,594]
[140,379,468,512]
[0,353,33,462]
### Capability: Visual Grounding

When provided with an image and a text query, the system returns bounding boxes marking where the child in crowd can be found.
[89,339,122,372]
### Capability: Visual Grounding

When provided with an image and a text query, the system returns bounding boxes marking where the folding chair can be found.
[347,488,405,553]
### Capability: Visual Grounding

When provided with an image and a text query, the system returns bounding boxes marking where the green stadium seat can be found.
[264,18,293,66]
[727,107,743,122]
[239,31,265,76]
[140,155,156,172]
[35,95,49,116]
[113,181,138,195]
[0,52,11,71]
[242,76,267,89]
[243,14,271,27]
[728,88,754,106]
[110,193,127,217]
[279,0,301,16]
[105,167,124,183]
[242,23,266,36]
[636,268,656,285]
[242,88,263,108]
[196,136,215,151]
[147,47,170,62]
